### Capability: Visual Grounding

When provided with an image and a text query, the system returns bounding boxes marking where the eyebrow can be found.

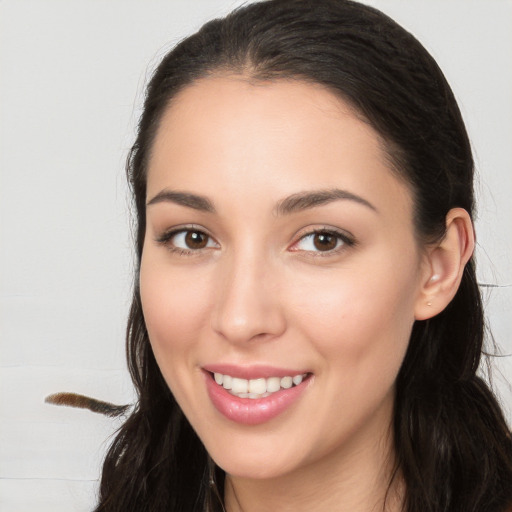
[274,188,377,216]
[146,187,377,215]
[146,190,216,212]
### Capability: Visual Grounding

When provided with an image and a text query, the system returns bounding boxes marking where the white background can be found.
[1,1,511,510]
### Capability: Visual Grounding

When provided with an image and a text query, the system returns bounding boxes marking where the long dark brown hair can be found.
[94,1,512,510]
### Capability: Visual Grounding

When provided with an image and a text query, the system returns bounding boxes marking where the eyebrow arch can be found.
[146,189,216,213]
[146,187,376,215]
[274,188,377,216]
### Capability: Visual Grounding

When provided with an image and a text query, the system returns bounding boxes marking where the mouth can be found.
[212,371,309,399]
[203,367,313,425]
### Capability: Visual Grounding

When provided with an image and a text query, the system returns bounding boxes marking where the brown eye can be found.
[157,228,218,253]
[292,229,353,255]
[313,232,338,251]
[184,230,208,249]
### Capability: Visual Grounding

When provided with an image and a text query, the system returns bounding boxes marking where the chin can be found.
[207,440,303,481]
[215,457,294,481]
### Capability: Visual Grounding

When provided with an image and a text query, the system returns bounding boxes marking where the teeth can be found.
[214,372,308,398]
[231,378,248,394]
[223,374,232,390]
[267,377,281,393]
[292,374,303,385]
[280,376,293,389]
[248,378,266,395]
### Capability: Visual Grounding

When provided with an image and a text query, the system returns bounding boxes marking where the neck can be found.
[223,411,403,512]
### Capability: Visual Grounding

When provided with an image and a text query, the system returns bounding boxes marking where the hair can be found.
[94,1,512,511]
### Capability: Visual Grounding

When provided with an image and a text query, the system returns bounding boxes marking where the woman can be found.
[94,0,512,510]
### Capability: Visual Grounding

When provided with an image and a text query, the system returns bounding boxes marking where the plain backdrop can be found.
[1,1,511,510]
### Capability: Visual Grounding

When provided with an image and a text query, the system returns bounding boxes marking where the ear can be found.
[415,208,475,321]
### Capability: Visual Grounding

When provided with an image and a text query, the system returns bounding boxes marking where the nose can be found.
[210,251,287,345]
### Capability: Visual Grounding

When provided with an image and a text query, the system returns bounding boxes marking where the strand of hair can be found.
[45,392,130,418]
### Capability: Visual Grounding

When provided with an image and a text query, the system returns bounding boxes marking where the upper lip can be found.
[202,363,310,380]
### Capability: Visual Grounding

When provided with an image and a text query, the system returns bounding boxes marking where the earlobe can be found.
[415,208,475,321]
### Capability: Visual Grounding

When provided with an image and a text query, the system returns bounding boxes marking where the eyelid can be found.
[155,224,219,253]
[154,224,355,257]
[289,226,356,255]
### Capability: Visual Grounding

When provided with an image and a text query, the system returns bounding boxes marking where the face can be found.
[140,76,428,481]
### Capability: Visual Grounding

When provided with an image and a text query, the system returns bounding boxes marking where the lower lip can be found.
[204,372,311,425]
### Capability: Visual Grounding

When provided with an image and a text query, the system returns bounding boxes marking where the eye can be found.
[156,227,219,253]
[173,230,213,250]
[291,229,354,254]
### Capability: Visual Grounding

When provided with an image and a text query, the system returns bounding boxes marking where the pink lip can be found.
[203,369,312,425]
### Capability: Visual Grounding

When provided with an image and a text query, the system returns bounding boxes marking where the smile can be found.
[213,372,307,399]
[203,368,312,425]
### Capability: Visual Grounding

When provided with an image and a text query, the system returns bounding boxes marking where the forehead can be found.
[151,76,375,170]
[147,75,413,225]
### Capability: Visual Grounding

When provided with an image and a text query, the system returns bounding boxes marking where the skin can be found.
[139,76,473,511]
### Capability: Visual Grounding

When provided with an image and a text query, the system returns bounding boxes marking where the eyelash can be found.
[155,225,218,256]
[290,227,356,257]
[155,226,355,257]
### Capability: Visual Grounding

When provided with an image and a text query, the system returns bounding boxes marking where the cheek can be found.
[139,254,219,424]
[288,256,418,377]
[139,253,213,366]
